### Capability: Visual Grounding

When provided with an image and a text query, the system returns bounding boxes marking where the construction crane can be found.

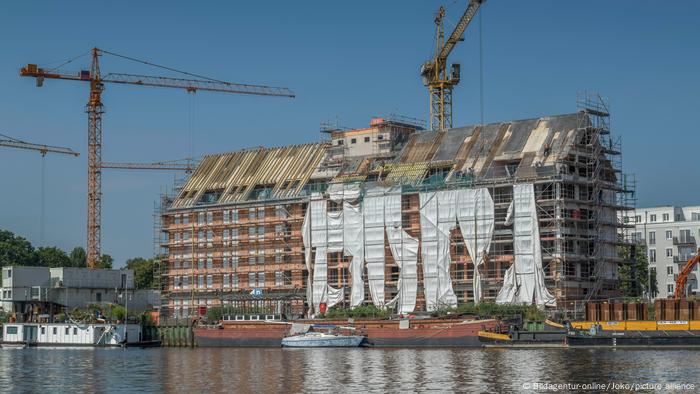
[421,0,484,131]
[674,248,700,298]
[0,133,79,157]
[21,47,295,268]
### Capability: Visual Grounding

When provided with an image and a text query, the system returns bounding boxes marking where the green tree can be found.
[68,247,87,267]
[95,254,114,269]
[36,246,71,267]
[0,229,37,267]
[619,243,654,298]
[125,257,156,289]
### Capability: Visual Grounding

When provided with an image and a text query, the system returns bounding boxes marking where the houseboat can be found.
[1,322,142,348]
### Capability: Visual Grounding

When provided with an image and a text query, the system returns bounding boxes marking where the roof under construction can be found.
[169,112,586,209]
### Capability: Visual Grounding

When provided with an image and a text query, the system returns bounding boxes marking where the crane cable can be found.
[99,48,225,83]
[479,6,484,125]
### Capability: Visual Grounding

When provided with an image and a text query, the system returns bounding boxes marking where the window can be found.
[337,140,343,146]
[96,292,102,302]
[258,272,265,287]
[65,327,70,335]
[206,275,213,288]
[206,230,213,247]
[174,215,181,225]
[258,226,265,240]
[662,213,669,221]
[73,328,77,335]
[183,276,190,289]
[41,327,45,335]
[232,256,239,269]
[53,327,57,335]
[364,136,370,142]
[206,211,213,225]
[248,210,256,220]
[649,231,656,245]
[666,230,673,240]
[183,215,190,225]
[198,212,205,225]
[258,209,265,220]
[223,210,230,224]
[680,229,692,243]
[6,326,17,335]
[223,274,230,288]
[232,210,239,222]
[231,228,239,239]
[378,134,384,140]
[649,249,656,263]
[635,215,641,223]
[198,275,204,289]
[666,248,673,258]
[198,258,204,270]
[232,273,239,289]
[206,256,213,269]
[248,227,256,237]
[350,138,356,144]
[275,271,283,286]
[6,269,11,278]
[692,212,700,221]
[650,214,657,222]
[248,273,256,287]
[667,266,674,275]
[668,284,674,294]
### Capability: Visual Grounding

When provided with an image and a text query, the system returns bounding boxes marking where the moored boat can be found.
[567,320,700,347]
[194,315,499,347]
[282,332,365,348]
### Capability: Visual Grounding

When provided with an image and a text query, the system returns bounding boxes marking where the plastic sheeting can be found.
[496,183,556,307]
[312,246,344,312]
[302,207,313,313]
[363,189,387,307]
[328,183,361,203]
[419,191,458,311]
[456,188,495,304]
[327,210,344,252]
[385,191,419,314]
[343,201,365,307]
[310,198,327,247]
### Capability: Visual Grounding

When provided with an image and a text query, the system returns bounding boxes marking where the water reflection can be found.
[0,348,698,393]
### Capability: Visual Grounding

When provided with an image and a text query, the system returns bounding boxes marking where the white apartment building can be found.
[632,206,700,298]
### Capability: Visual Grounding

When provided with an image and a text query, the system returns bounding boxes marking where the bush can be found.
[322,305,390,319]
[448,302,546,321]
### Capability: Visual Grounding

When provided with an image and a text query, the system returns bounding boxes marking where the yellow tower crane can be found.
[20,48,295,267]
[421,0,484,131]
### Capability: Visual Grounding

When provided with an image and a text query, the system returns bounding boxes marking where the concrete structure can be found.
[632,206,700,298]
[159,99,635,319]
[0,266,158,321]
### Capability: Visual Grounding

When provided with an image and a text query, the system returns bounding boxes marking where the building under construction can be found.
[157,97,635,319]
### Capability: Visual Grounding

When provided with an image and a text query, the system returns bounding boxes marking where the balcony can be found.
[674,254,696,264]
[673,235,696,246]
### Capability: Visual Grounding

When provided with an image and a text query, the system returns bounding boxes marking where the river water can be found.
[0,348,698,393]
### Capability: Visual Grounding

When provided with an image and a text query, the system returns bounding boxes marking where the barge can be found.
[567,320,700,347]
[193,314,499,347]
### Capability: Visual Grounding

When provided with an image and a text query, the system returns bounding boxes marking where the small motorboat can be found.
[1,342,28,349]
[281,332,365,348]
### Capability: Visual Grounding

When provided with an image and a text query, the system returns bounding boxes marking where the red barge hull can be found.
[194,318,498,348]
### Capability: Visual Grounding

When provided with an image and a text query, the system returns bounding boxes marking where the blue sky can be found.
[1,1,699,266]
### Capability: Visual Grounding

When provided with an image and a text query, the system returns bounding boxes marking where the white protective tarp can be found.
[327,210,344,252]
[419,191,458,311]
[456,188,495,304]
[343,200,365,307]
[312,246,344,312]
[385,192,419,314]
[496,183,556,307]
[363,189,387,307]
[328,183,361,203]
[310,198,327,247]
[302,206,313,313]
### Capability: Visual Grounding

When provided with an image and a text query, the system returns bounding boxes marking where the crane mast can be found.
[421,0,483,131]
[21,47,295,267]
